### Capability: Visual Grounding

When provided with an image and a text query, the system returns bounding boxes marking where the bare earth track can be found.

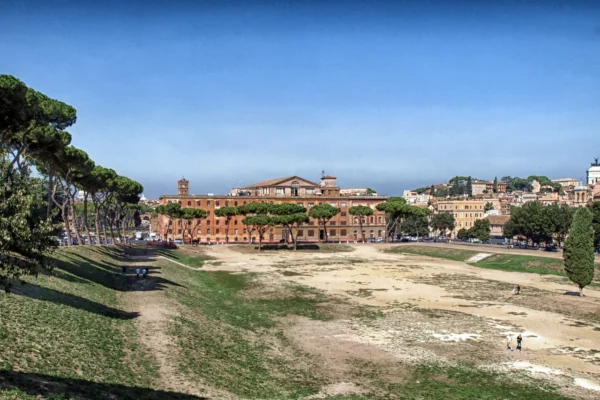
[188,243,600,399]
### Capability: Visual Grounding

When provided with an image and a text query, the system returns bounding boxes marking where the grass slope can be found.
[389,245,600,282]
[0,246,196,400]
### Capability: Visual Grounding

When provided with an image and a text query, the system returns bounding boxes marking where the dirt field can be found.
[188,243,600,399]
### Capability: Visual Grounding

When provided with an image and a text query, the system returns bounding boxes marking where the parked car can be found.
[174,238,183,244]
[545,245,558,252]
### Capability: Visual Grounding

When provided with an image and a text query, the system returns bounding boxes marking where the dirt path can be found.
[121,257,211,398]
[197,244,600,396]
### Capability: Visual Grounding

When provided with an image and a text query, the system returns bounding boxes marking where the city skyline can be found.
[2,0,599,198]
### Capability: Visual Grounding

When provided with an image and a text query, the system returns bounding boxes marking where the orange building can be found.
[157,175,388,243]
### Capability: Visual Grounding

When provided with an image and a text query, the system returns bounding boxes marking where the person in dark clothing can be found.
[135,268,140,279]
[142,268,148,278]
[516,334,523,351]
[121,266,127,277]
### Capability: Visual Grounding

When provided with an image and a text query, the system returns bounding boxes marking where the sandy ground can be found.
[194,243,600,399]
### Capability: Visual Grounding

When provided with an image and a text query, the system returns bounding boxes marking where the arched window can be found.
[291,181,300,196]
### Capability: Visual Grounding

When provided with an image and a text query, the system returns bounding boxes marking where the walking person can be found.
[506,334,513,351]
[142,268,148,279]
[516,334,523,351]
[136,268,140,279]
[121,266,127,277]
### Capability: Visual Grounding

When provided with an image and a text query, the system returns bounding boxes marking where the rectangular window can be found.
[168,229,172,234]
[308,230,315,237]
[234,229,238,234]
[207,229,211,234]
[207,211,210,216]
[308,221,314,225]
[243,201,247,205]
[308,203,314,207]
[330,221,336,226]
[234,220,238,225]
[341,202,347,207]
[341,221,347,225]
[234,201,238,206]
[276,188,284,194]
[341,211,347,216]
[207,201,211,206]
[216,229,220,234]
[216,220,220,225]
[370,216,374,224]
[196,200,201,206]
[207,220,210,224]
[341,229,347,236]
[298,230,304,237]
[330,202,337,207]
[378,216,382,223]
[297,203,303,206]
[243,228,247,234]
[306,189,314,194]
[197,229,202,234]
[216,201,220,207]
[177,220,181,226]
[330,229,337,236]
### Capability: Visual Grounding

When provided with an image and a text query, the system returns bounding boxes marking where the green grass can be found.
[350,361,569,400]
[161,265,332,398]
[155,248,214,268]
[0,246,188,399]
[387,245,478,261]
[389,245,600,283]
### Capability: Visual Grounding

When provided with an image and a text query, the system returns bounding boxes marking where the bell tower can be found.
[178,178,189,196]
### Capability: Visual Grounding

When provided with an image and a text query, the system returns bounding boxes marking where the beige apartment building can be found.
[435,198,501,236]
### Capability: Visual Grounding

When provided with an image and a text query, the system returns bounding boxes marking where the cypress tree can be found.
[563,207,595,296]
[466,176,473,197]
[493,177,498,193]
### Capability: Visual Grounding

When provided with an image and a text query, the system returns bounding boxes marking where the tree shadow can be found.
[0,369,208,399]
[11,283,140,320]
[50,252,185,292]
[564,291,582,297]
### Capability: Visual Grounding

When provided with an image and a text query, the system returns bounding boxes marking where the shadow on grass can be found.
[251,243,338,251]
[11,283,141,320]
[0,369,208,400]
[564,291,582,297]
[51,252,185,292]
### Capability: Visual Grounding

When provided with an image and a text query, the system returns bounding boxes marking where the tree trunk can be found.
[225,218,230,243]
[66,192,84,246]
[46,172,54,219]
[83,195,92,245]
[322,220,328,242]
[62,206,72,247]
[94,201,101,246]
[359,218,364,243]
[258,230,262,251]
[580,285,584,297]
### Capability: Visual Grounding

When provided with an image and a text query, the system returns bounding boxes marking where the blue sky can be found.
[2,0,599,197]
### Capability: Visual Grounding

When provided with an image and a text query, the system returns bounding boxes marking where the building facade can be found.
[434,198,501,236]
[157,176,388,243]
[587,159,600,185]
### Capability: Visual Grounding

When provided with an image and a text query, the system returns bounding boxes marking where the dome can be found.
[574,185,588,191]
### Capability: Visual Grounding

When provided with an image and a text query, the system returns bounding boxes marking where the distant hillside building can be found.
[587,158,600,185]
[434,198,501,236]
[552,178,580,187]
